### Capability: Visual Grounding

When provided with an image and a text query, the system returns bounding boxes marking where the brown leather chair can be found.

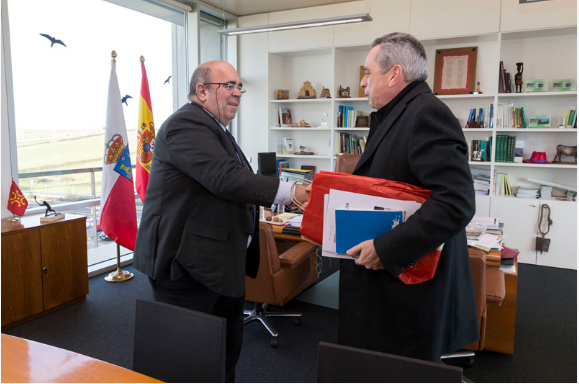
[442,248,506,363]
[244,222,318,347]
[335,154,362,173]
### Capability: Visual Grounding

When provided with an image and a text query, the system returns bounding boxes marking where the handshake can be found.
[291,183,312,211]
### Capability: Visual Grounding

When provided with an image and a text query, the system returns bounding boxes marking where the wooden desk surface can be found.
[2,213,86,235]
[1,334,162,383]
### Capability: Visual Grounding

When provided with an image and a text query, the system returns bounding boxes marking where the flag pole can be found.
[104,242,133,282]
[104,50,134,283]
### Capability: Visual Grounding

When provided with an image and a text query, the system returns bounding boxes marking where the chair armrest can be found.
[485,267,506,306]
[279,242,317,268]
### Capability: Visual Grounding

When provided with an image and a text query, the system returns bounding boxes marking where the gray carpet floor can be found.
[3,262,576,382]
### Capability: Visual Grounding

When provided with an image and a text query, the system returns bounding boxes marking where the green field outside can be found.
[17,129,138,203]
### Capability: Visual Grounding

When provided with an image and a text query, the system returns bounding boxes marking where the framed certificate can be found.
[433,47,478,95]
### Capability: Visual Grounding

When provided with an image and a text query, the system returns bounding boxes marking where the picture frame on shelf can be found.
[552,78,576,92]
[355,115,368,128]
[359,66,366,97]
[528,115,551,128]
[276,89,289,99]
[433,47,478,95]
[524,79,548,92]
[278,107,292,127]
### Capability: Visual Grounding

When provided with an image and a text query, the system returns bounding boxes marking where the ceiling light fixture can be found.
[217,13,372,36]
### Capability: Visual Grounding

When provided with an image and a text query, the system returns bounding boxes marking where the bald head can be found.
[189,60,243,126]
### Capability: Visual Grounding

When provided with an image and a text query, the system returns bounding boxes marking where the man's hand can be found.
[347,240,385,270]
[293,184,311,210]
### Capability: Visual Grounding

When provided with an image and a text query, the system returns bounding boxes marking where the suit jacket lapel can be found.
[353,82,432,173]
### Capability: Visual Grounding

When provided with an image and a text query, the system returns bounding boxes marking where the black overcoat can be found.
[338,82,480,362]
[133,102,279,297]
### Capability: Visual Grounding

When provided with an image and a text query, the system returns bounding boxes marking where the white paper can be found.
[322,189,422,254]
[441,54,469,90]
[470,216,500,229]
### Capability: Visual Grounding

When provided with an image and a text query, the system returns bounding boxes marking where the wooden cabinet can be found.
[1,214,88,328]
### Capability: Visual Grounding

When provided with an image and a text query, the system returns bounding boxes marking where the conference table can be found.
[1,334,161,383]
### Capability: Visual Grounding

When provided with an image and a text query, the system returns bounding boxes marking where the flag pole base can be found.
[104,268,134,283]
[6,217,20,222]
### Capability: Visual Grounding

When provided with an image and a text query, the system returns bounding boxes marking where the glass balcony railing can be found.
[18,166,143,267]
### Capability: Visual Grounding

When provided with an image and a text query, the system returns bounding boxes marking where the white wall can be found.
[237,13,270,169]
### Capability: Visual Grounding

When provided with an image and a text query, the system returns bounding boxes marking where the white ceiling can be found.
[185,0,358,17]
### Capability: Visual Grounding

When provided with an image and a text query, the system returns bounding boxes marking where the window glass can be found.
[7,0,185,264]
[200,12,226,63]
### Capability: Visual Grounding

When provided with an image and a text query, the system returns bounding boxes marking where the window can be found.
[200,12,227,63]
[7,0,186,265]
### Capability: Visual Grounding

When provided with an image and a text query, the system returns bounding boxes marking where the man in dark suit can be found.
[133,61,307,382]
[338,33,480,362]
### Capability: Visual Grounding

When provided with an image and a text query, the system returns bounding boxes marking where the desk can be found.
[1,334,161,383]
[484,262,518,355]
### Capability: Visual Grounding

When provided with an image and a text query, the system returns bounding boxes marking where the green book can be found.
[521,107,527,128]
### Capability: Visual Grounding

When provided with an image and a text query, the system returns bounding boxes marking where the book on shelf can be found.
[494,170,513,196]
[336,133,366,155]
[282,137,294,154]
[514,140,524,163]
[565,107,577,128]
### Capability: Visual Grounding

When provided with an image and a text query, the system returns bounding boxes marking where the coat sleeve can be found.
[164,116,280,207]
[374,101,476,278]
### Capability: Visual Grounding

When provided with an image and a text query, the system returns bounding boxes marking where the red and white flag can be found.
[7,180,28,217]
[135,60,155,202]
[100,58,138,250]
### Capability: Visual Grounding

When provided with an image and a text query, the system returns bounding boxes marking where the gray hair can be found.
[189,66,212,97]
[371,32,428,83]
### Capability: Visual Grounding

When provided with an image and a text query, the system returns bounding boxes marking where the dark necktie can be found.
[223,129,258,239]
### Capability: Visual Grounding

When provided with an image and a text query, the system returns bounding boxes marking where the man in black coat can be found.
[133,61,307,382]
[338,32,480,362]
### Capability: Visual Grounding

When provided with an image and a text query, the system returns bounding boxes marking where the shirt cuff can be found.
[273,181,293,207]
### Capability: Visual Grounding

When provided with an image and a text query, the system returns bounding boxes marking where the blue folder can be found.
[335,209,404,254]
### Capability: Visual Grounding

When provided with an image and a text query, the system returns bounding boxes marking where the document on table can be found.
[321,189,422,258]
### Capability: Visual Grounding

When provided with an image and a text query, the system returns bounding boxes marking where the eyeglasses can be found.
[203,82,246,94]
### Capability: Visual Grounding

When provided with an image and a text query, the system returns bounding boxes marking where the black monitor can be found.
[317,342,463,383]
[257,152,278,179]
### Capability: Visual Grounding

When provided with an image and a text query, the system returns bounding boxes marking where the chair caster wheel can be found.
[464,356,474,368]
[270,338,278,348]
[294,318,302,326]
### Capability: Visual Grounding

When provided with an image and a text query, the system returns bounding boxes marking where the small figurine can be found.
[320,113,328,128]
[473,81,482,94]
[515,62,524,93]
[34,196,59,217]
[292,120,311,127]
[553,144,577,163]
[319,87,331,98]
[338,85,351,98]
[297,81,316,99]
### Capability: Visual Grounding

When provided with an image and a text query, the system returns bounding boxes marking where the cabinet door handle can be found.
[530,204,537,208]
[43,267,48,275]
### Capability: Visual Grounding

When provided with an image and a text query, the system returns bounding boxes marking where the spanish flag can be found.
[135,57,155,203]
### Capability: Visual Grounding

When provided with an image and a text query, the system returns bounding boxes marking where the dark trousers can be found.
[148,275,244,383]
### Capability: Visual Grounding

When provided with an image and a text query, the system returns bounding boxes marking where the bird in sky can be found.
[121,95,132,106]
[39,34,67,47]
[164,76,172,85]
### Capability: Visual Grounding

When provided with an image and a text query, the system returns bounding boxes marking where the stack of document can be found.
[515,187,539,199]
[471,168,490,195]
[322,189,422,259]
[280,168,313,183]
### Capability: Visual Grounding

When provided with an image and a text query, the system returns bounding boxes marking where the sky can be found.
[8,0,176,133]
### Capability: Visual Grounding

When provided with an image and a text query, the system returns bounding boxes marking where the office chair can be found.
[335,153,362,174]
[441,248,506,365]
[244,222,318,347]
[133,299,226,383]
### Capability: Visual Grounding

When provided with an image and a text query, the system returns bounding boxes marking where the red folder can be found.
[301,171,440,285]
